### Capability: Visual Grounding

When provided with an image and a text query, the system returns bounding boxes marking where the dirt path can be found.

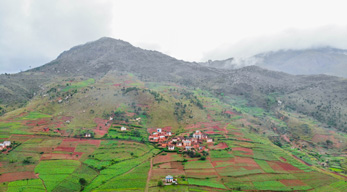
[145,157,153,192]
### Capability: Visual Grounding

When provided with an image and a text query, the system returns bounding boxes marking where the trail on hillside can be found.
[145,157,153,192]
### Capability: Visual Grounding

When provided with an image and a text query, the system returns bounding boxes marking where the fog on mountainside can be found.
[201,47,347,78]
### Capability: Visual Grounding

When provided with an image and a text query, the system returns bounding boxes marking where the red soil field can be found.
[268,161,301,172]
[41,152,83,160]
[153,153,177,164]
[233,147,254,155]
[55,146,75,153]
[280,157,287,161]
[26,119,49,127]
[234,157,259,166]
[215,142,228,149]
[0,171,38,183]
[236,137,252,142]
[94,118,111,136]
[113,83,121,87]
[229,131,243,136]
[211,159,235,167]
[205,131,218,134]
[280,179,307,186]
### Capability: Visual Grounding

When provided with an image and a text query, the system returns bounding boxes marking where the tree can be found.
[157,180,163,186]
[79,178,87,186]
[79,178,87,191]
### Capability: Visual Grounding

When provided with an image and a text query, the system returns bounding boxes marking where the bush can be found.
[200,156,206,160]
[158,180,163,186]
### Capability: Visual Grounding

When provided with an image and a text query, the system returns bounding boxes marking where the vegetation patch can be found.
[188,178,226,189]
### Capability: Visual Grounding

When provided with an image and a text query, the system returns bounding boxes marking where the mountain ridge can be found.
[1,37,346,132]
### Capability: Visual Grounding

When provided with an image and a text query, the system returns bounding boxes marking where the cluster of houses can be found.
[0,141,11,150]
[149,129,213,152]
[148,128,172,143]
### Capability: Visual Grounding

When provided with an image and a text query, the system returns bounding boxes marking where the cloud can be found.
[202,25,347,61]
[0,0,114,74]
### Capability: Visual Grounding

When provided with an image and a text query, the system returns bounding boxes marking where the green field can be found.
[35,160,81,191]
[62,78,95,92]
[20,112,51,120]
[188,178,226,189]
[7,179,46,192]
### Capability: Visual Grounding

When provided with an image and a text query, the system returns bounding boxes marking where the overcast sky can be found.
[1,0,347,73]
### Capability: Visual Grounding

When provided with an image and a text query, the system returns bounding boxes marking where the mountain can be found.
[1,37,347,132]
[255,47,347,77]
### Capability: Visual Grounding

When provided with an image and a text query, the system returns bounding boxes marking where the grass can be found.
[20,111,51,120]
[83,148,160,192]
[97,160,150,190]
[188,178,226,189]
[184,161,214,169]
[35,160,80,191]
[255,159,275,173]
[210,150,234,159]
[62,78,95,92]
[7,179,46,192]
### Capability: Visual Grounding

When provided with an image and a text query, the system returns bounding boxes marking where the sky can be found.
[1,0,347,73]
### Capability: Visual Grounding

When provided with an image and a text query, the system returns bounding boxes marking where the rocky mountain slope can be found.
[1,37,347,132]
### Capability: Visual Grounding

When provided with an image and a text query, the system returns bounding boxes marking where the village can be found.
[148,128,214,185]
[149,128,213,154]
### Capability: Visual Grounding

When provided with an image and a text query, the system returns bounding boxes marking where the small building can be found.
[172,138,178,142]
[207,138,213,143]
[121,126,127,131]
[168,145,175,151]
[193,130,203,139]
[85,133,91,138]
[136,117,141,122]
[159,135,166,140]
[153,132,158,135]
[165,175,174,183]
[183,140,191,146]
[177,142,182,147]
[185,146,192,150]
[167,132,172,136]
[109,117,113,121]
[157,128,162,133]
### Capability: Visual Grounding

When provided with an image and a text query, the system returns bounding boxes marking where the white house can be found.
[193,130,203,139]
[157,128,162,133]
[167,132,172,136]
[109,117,113,121]
[85,133,91,138]
[168,145,175,151]
[3,141,11,146]
[177,142,183,147]
[165,175,174,183]
[121,126,127,131]
[207,138,213,143]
